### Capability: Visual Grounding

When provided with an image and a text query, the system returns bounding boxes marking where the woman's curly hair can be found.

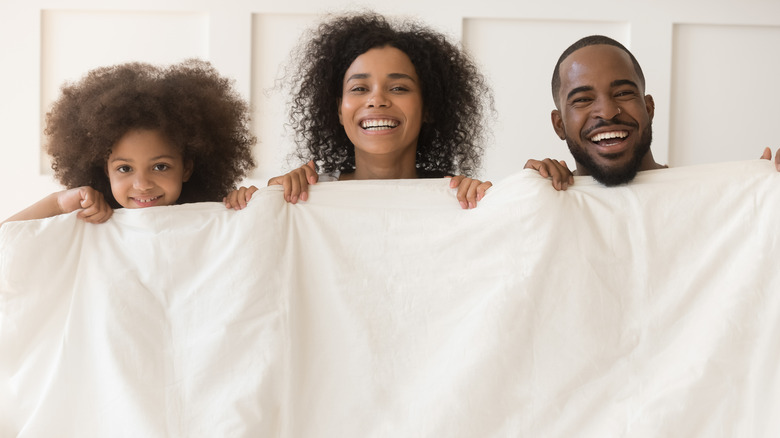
[284,11,493,176]
[45,59,256,207]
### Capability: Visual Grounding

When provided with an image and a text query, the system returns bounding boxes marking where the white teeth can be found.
[136,196,159,203]
[361,119,399,130]
[590,131,628,142]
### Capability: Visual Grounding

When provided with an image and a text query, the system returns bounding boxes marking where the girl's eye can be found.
[117,165,132,173]
[153,163,170,171]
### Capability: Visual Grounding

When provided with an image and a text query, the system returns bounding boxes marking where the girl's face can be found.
[338,46,424,164]
[106,129,193,209]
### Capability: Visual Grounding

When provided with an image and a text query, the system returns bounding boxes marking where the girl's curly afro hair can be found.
[46,59,256,207]
[284,11,493,177]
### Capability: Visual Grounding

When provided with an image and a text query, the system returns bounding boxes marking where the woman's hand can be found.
[267,161,318,204]
[447,175,492,209]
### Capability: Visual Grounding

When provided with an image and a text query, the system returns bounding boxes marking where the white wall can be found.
[2,0,779,221]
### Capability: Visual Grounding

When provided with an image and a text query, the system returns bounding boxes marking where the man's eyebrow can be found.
[611,79,639,89]
[566,85,593,101]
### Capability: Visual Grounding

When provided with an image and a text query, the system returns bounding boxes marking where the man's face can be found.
[551,44,655,186]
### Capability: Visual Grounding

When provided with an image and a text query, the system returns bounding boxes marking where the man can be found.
[526,35,779,190]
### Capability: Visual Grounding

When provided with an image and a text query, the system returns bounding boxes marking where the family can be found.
[3,11,779,225]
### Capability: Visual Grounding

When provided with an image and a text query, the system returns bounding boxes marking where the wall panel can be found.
[2,0,780,221]
[670,23,780,166]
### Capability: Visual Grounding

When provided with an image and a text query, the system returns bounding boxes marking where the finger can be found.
[476,181,492,201]
[245,186,259,203]
[288,171,305,204]
[85,204,113,224]
[79,189,95,209]
[448,175,464,189]
[455,178,471,209]
[761,147,771,160]
[559,160,575,185]
[543,159,571,191]
[523,159,542,171]
[282,174,294,203]
[296,170,311,202]
[552,160,571,190]
[304,161,318,185]
[775,148,780,171]
[466,179,482,209]
[223,190,240,210]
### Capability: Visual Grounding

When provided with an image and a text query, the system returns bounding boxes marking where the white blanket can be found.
[2,161,779,437]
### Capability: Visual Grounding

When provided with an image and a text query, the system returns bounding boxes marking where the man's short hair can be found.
[551,35,646,106]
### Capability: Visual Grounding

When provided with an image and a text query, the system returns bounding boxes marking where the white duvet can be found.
[1,161,779,437]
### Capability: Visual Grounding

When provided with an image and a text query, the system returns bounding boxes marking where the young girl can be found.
[224,12,494,210]
[2,59,256,225]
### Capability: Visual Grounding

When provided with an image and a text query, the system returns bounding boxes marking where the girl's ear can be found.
[183,159,194,182]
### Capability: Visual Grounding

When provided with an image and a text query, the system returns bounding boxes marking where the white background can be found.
[1,0,779,221]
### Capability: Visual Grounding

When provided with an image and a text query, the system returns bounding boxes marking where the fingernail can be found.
[460,201,467,209]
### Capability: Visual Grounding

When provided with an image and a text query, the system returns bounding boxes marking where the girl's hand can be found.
[224,186,259,210]
[760,147,780,171]
[58,186,113,223]
[524,158,574,191]
[447,175,492,209]
[267,161,318,204]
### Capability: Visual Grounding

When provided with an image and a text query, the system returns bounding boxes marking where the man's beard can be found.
[566,124,653,186]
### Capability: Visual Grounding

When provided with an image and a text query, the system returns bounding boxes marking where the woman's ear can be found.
[337,99,343,125]
[183,159,194,182]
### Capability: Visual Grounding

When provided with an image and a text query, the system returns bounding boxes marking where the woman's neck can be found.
[344,150,418,180]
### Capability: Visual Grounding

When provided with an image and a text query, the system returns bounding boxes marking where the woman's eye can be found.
[349,86,367,92]
[390,86,408,92]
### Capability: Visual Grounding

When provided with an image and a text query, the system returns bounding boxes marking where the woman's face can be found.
[106,129,193,208]
[338,46,424,165]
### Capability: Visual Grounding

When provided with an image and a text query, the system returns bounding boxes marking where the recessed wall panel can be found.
[251,13,319,181]
[463,19,629,180]
[670,24,780,166]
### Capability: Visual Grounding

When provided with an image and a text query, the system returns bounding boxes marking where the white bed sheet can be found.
[1,160,779,437]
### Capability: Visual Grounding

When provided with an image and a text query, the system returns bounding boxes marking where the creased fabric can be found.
[1,160,779,437]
